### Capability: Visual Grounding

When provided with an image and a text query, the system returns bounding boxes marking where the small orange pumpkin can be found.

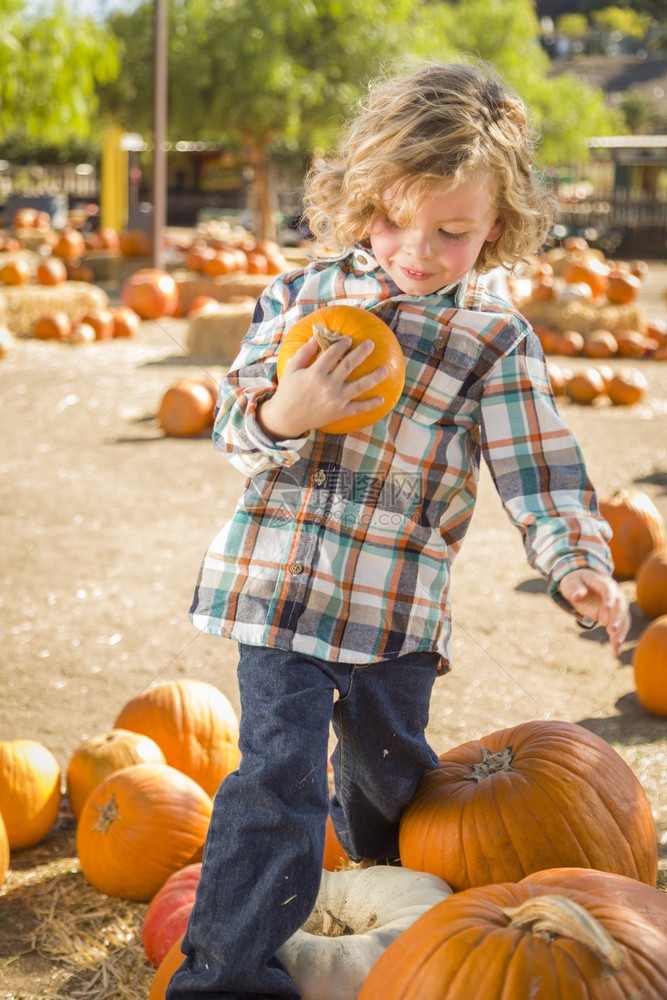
[36,256,68,286]
[0,739,62,850]
[636,548,667,619]
[606,269,641,305]
[0,259,30,285]
[398,719,657,892]
[34,311,72,341]
[565,368,606,405]
[111,306,142,338]
[76,762,213,901]
[81,308,115,341]
[598,491,667,580]
[562,256,609,299]
[607,368,647,406]
[113,679,241,797]
[121,268,178,320]
[149,933,186,1000]
[156,379,215,437]
[277,305,405,435]
[633,615,667,717]
[53,229,86,260]
[583,328,618,358]
[323,814,351,872]
[66,728,167,820]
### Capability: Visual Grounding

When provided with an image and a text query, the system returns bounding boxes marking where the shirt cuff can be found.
[547,553,614,615]
[244,389,310,466]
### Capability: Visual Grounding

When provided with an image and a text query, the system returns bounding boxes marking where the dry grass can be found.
[0,282,109,337]
[1,831,153,1000]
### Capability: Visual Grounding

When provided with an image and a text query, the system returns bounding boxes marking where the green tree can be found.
[0,0,119,151]
[100,0,626,235]
[591,6,652,38]
[556,13,589,37]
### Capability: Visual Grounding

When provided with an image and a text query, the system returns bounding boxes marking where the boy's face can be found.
[368,173,504,296]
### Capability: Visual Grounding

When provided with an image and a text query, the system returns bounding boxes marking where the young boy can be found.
[167,61,629,999]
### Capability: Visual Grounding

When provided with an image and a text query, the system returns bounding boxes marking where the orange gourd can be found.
[276,305,405,434]
[565,367,606,404]
[563,256,609,298]
[113,679,241,797]
[34,312,72,341]
[607,368,647,406]
[111,306,141,338]
[81,308,115,341]
[633,615,667,717]
[521,866,667,935]
[149,934,186,1000]
[0,811,9,885]
[36,256,68,286]
[398,719,657,892]
[53,229,86,260]
[142,862,201,966]
[598,491,667,580]
[156,379,215,437]
[583,329,618,358]
[66,728,167,821]
[636,548,667,619]
[0,259,30,285]
[358,881,667,1000]
[0,739,62,850]
[121,268,178,320]
[606,269,641,305]
[76,762,212,901]
[322,814,350,872]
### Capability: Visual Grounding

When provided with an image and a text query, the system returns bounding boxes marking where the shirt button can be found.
[289,562,304,574]
[433,337,445,350]
[357,254,368,265]
[313,470,326,485]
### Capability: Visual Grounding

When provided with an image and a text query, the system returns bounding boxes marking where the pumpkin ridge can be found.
[519,754,646,879]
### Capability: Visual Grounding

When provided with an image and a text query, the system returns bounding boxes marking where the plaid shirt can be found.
[190,246,612,670]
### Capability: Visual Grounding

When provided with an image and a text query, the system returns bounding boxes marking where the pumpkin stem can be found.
[502,895,625,972]
[462,744,514,782]
[312,323,344,354]
[92,792,120,834]
[322,908,354,937]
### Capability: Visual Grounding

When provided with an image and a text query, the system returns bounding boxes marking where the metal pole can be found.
[152,0,167,269]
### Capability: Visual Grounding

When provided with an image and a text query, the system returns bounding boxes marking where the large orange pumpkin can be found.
[521,866,667,936]
[0,739,62,850]
[0,259,30,285]
[76,762,212,901]
[66,728,167,820]
[0,811,9,885]
[398,719,657,892]
[562,256,609,299]
[633,615,667,717]
[113,679,241,797]
[142,862,201,966]
[635,548,667,619]
[276,305,405,435]
[121,268,178,320]
[358,881,667,1000]
[598,490,667,580]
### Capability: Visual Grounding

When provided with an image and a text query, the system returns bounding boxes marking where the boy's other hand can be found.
[559,569,630,657]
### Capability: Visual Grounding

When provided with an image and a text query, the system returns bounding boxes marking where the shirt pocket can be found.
[393,329,477,427]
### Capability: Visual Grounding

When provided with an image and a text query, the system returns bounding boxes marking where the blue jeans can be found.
[166,644,440,1000]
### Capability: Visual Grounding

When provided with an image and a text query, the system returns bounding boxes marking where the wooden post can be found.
[152,0,168,269]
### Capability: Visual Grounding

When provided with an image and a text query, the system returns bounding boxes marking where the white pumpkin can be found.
[277,866,452,1000]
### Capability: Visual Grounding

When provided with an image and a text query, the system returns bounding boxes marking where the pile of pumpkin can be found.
[2,646,667,997]
[599,489,667,718]
[509,237,667,361]
[547,360,649,407]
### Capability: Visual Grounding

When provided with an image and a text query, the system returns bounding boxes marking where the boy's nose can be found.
[406,231,433,258]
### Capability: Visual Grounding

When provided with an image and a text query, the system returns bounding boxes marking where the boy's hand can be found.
[559,569,630,657]
[258,336,388,440]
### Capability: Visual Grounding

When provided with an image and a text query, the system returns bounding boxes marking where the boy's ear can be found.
[485,217,505,242]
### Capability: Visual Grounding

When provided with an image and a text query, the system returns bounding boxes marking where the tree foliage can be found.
[0,0,119,150]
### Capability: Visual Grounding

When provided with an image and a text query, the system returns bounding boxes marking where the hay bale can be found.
[523,297,646,335]
[0,281,109,336]
[174,273,271,314]
[186,301,255,362]
[81,250,121,282]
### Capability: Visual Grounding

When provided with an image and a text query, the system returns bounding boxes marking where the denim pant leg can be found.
[166,645,336,1000]
[328,650,440,862]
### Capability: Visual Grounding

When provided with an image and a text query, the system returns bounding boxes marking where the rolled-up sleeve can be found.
[211,277,311,476]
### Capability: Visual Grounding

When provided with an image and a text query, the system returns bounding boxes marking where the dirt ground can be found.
[1,259,667,997]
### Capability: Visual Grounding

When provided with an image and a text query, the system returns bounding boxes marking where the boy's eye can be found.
[439,230,467,241]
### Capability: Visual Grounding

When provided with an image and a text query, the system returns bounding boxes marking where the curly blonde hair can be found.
[303,61,556,274]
